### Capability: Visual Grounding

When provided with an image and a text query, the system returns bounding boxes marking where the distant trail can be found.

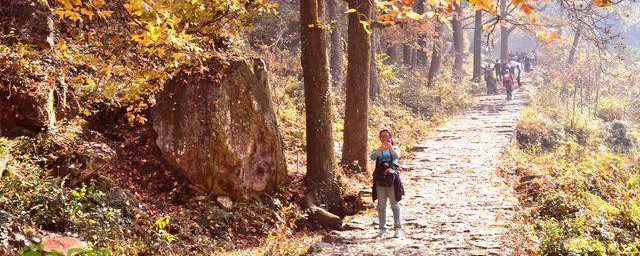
[312,80,532,255]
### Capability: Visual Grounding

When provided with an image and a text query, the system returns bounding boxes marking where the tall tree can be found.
[327,0,345,91]
[416,0,428,65]
[370,36,379,100]
[370,5,380,101]
[498,0,517,63]
[472,10,483,80]
[300,0,344,223]
[403,44,412,65]
[451,1,465,80]
[427,17,444,87]
[568,26,582,64]
[341,0,371,173]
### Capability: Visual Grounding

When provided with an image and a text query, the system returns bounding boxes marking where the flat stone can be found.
[42,236,86,255]
[216,196,233,211]
[308,242,333,253]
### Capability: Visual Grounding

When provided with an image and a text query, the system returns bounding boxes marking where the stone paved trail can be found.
[313,85,531,256]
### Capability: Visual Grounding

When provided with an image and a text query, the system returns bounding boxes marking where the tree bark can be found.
[300,0,344,216]
[370,9,380,101]
[499,0,509,64]
[417,41,427,65]
[451,2,464,80]
[327,0,345,91]
[341,0,371,174]
[472,10,483,80]
[568,26,581,64]
[427,18,444,87]
[416,0,428,65]
[410,48,418,69]
[403,44,412,65]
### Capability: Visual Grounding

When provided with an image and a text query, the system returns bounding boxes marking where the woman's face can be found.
[379,132,391,144]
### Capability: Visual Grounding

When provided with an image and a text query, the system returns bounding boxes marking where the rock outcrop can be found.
[152,57,287,199]
[1,0,55,49]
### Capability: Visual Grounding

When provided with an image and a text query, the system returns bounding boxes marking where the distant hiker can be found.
[370,129,404,238]
[508,60,522,88]
[524,53,532,71]
[484,67,497,95]
[531,50,538,67]
[502,69,515,101]
[494,60,502,82]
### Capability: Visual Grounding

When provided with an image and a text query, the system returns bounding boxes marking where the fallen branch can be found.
[302,194,343,230]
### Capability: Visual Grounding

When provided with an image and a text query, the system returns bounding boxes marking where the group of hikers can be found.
[483,50,537,101]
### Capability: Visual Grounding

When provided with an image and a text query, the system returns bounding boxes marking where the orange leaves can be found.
[594,0,613,7]
[444,4,454,13]
[375,0,432,25]
[469,0,496,14]
[97,10,114,19]
[55,39,67,51]
[512,0,526,4]
[520,4,535,15]
[401,0,415,6]
[54,0,111,21]
[536,30,560,44]
[546,32,560,42]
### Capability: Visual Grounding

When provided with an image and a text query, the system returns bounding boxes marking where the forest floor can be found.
[311,79,533,256]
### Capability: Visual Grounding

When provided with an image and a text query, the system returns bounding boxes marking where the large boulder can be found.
[152,57,287,199]
[0,84,52,134]
[0,71,79,136]
[0,0,55,49]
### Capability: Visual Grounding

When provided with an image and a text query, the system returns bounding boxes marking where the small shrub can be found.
[605,121,637,153]
[564,113,603,147]
[597,96,627,122]
[516,108,564,151]
[564,236,608,256]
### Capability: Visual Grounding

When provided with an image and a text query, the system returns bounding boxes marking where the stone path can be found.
[311,84,531,255]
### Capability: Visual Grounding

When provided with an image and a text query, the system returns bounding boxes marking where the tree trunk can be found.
[327,0,345,91]
[472,10,483,80]
[370,11,380,101]
[500,26,510,63]
[416,0,428,65]
[427,18,444,87]
[499,0,509,64]
[300,0,344,216]
[451,2,464,80]
[403,44,412,66]
[568,26,581,64]
[342,0,371,173]
[410,48,418,69]
[417,40,427,65]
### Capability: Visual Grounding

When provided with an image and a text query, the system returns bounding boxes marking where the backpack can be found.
[373,153,398,187]
[503,73,513,85]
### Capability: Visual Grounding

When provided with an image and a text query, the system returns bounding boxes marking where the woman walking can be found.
[370,130,405,238]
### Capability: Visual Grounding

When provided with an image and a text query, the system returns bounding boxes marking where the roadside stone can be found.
[216,196,234,211]
[308,242,333,253]
[42,236,86,255]
[322,230,347,243]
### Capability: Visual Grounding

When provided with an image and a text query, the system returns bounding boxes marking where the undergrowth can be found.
[504,71,640,255]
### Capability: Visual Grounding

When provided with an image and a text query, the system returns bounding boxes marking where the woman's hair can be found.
[379,129,394,145]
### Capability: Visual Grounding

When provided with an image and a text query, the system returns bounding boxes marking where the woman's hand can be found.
[385,168,395,174]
